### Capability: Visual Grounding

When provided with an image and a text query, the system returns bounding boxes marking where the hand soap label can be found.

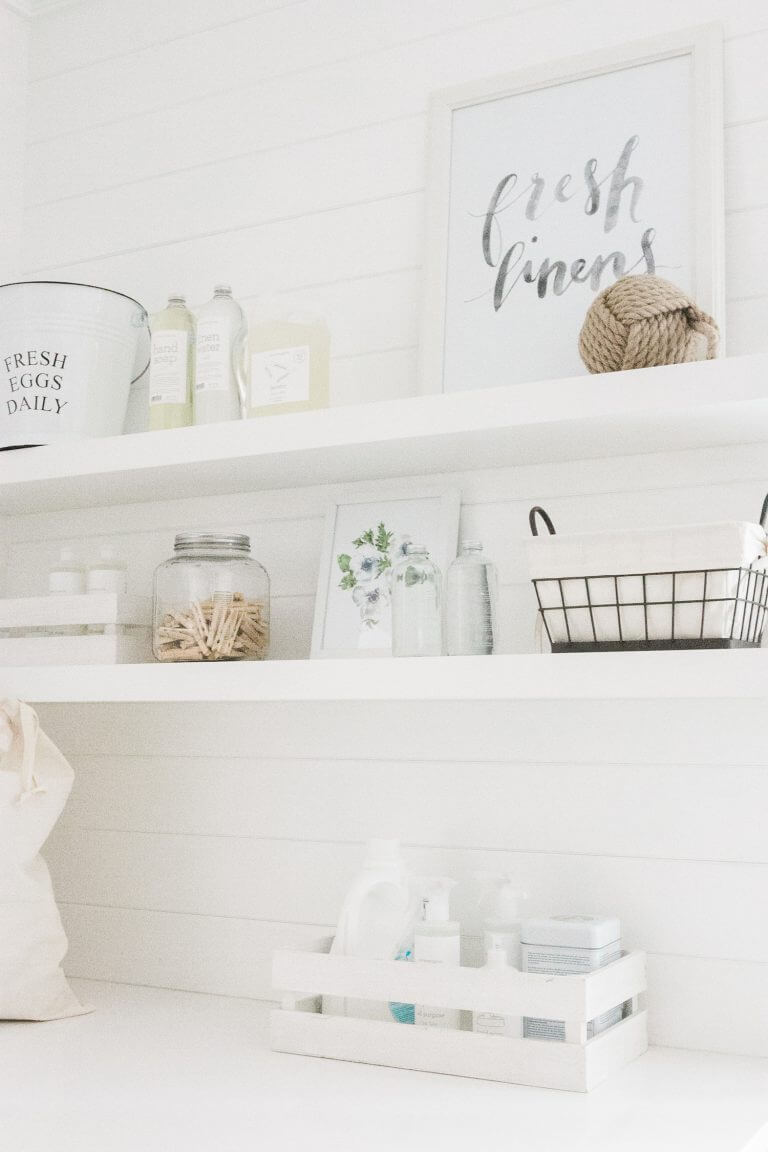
[195,320,229,393]
[150,330,189,405]
[250,345,310,408]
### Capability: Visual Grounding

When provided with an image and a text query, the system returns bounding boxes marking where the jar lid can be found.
[174,533,250,553]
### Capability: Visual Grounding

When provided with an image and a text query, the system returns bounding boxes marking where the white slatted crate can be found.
[0,593,152,665]
[271,941,648,1093]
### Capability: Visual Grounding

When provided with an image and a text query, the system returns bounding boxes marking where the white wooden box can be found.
[271,941,648,1093]
[0,593,152,665]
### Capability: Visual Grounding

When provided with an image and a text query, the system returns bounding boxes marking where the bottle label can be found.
[150,330,189,406]
[250,345,310,408]
[195,320,230,393]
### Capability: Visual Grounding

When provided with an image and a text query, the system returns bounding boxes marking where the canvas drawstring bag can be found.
[0,699,87,1020]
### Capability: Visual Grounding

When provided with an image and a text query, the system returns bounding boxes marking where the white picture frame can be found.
[419,24,725,395]
[310,484,461,659]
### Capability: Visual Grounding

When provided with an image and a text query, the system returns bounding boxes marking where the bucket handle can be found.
[130,308,151,385]
[529,506,556,536]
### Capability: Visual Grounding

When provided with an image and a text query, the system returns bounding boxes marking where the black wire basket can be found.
[529,503,768,653]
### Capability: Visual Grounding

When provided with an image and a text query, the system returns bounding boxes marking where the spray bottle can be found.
[413,877,460,1029]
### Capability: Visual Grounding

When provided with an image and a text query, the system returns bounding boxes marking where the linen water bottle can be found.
[446,540,497,655]
[194,285,246,425]
[148,294,195,430]
[391,543,443,657]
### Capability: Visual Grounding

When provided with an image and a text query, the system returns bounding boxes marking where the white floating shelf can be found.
[2,354,767,514]
[2,649,767,703]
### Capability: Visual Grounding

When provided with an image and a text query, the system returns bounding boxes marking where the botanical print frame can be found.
[310,486,460,658]
[419,25,725,394]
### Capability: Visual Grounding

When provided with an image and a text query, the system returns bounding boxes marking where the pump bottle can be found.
[472,937,522,1037]
[413,878,460,1029]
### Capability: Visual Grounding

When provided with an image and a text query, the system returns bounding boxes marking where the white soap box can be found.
[0,593,152,665]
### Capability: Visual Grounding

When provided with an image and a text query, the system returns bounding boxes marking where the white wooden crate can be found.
[271,940,648,1093]
[0,593,152,665]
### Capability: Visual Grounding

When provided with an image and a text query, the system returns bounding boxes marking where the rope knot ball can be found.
[578,274,719,373]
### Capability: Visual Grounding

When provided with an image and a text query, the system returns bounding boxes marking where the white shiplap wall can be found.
[11,0,768,1059]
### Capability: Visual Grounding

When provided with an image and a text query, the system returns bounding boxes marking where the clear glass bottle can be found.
[245,298,330,418]
[391,543,443,657]
[446,540,497,655]
[148,294,195,431]
[194,285,247,425]
[153,533,269,662]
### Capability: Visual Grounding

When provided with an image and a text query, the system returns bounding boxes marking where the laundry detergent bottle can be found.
[323,839,412,1021]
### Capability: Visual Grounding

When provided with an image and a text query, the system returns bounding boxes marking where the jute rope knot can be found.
[578,275,719,373]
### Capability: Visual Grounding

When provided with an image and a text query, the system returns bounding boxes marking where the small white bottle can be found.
[446,540,498,655]
[413,878,460,1029]
[194,285,246,425]
[48,546,85,635]
[86,546,128,594]
[472,937,522,1038]
[49,546,85,595]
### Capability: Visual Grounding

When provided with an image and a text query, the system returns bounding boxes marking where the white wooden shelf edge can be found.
[2,649,767,703]
[1,353,767,514]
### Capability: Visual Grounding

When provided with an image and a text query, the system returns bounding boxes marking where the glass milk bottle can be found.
[391,544,443,657]
[246,299,329,418]
[148,294,195,430]
[446,540,498,655]
[194,285,246,425]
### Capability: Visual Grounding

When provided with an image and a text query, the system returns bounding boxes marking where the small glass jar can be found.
[153,533,269,662]
[391,543,443,657]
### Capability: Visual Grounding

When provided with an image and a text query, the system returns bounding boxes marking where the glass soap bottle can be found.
[149,294,195,431]
[391,543,443,657]
[194,285,247,425]
[246,299,329,418]
[153,533,269,662]
[446,540,497,655]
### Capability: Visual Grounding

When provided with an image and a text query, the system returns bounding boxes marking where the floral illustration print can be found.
[337,522,409,630]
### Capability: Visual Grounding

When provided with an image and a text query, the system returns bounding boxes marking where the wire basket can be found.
[529,505,768,653]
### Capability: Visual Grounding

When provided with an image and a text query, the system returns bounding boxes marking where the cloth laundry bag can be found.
[0,699,86,1020]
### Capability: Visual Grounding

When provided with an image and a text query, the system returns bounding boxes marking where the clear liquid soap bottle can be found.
[194,285,247,425]
[149,294,195,431]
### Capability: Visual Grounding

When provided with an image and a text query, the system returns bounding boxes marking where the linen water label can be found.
[195,320,229,393]
[250,345,310,408]
[149,330,189,405]
[2,349,69,417]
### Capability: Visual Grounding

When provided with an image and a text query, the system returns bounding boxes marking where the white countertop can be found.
[2,980,768,1152]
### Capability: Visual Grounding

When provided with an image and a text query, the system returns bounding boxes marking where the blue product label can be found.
[389,947,415,1024]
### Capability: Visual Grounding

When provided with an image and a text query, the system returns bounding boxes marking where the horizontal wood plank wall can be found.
[19,0,768,1058]
[23,0,768,414]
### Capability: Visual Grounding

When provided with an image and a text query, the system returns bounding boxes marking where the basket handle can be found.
[760,494,768,531]
[529,506,556,537]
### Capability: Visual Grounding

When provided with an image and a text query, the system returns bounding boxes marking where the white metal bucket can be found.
[0,281,150,449]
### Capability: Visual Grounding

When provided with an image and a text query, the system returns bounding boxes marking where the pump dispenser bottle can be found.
[414,878,460,1029]
[472,937,522,1037]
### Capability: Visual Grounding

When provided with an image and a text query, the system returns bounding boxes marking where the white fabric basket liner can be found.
[528,519,768,644]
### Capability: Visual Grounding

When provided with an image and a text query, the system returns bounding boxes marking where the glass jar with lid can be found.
[153,533,269,662]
